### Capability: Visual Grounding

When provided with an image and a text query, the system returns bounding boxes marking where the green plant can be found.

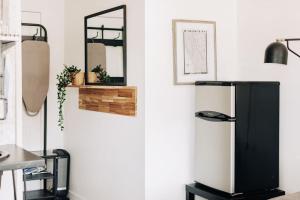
[56,65,81,131]
[91,65,110,83]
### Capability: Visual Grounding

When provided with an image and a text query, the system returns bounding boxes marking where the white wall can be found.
[145,0,300,199]
[21,0,65,151]
[0,0,22,198]
[64,0,145,200]
[237,0,300,194]
[145,0,238,200]
[12,0,300,199]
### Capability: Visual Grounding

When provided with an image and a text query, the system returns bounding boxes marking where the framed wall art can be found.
[173,19,217,85]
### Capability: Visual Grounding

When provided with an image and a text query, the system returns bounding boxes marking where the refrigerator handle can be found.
[195,111,236,122]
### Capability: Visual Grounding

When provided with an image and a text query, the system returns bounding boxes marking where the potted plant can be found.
[72,72,84,86]
[56,65,81,131]
[88,72,97,83]
[91,65,110,84]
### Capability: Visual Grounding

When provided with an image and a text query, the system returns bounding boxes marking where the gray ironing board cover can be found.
[88,43,106,71]
[22,40,50,115]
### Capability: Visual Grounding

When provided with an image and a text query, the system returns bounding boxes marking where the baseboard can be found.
[69,190,87,200]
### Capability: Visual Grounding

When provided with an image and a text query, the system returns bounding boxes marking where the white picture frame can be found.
[173,19,217,85]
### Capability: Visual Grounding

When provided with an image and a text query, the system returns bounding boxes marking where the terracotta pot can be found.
[88,72,97,83]
[72,72,84,86]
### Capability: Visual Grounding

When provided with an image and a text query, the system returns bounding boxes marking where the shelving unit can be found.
[23,151,56,200]
[23,189,56,200]
[23,150,70,200]
[24,172,53,181]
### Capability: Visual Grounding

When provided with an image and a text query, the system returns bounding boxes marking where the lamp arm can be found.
[286,39,300,58]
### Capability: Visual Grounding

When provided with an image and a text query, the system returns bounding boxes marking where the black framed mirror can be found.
[84,5,127,86]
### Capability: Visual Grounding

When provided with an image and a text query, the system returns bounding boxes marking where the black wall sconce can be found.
[264,38,300,65]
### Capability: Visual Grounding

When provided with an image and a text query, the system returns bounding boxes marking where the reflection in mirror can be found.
[85,5,126,85]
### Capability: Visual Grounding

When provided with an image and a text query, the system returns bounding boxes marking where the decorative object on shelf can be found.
[91,65,110,84]
[173,20,217,85]
[56,65,81,131]
[87,72,97,83]
[72,72,84,86]
[264,38,300,65]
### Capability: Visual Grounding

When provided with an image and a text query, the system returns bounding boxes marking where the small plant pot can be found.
[72,72,84,86]
[88,72,97,83]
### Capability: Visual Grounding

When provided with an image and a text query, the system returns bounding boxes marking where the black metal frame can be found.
[285,38,300,58]
[21,22,49,191]
[84,5,127,86]
[21,23,48,42]
[23,150,70,200]
[21,22,48,155]
[52,149,70,197]
[186,183,285,200]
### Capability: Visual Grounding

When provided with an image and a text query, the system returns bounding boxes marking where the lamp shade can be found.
[264,42,288,65]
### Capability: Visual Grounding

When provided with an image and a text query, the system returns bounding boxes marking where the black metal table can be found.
[186,183,285,200]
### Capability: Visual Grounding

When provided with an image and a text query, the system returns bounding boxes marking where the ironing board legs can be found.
[12,170,17,200]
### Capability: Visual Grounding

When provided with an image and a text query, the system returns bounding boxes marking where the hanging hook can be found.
[91,32,99,43]
[32,28,39,40]
[113,32,121,40]
[101,25,104,39]
[92,32,99,39]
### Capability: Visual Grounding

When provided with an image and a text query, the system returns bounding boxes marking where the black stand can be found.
[186,183,285,200]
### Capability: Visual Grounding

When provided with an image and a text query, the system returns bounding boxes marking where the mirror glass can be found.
[85,5,126,85]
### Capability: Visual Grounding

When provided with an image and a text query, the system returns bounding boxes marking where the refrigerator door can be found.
[195,85,235,193]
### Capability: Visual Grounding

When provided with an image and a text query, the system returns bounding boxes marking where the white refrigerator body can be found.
[195,85,236,193]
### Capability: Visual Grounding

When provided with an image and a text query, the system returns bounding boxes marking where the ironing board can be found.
[22,40,50,116]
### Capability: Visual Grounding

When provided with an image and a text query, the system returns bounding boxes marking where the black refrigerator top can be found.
[195,81,280,86]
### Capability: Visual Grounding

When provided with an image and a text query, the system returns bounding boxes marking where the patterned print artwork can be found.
[173,20,216,84]
[183,30,207,74]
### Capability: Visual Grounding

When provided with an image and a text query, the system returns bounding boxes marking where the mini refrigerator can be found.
[195,81,280,194]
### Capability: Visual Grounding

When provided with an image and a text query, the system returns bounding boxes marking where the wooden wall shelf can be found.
[68,85,137,116]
